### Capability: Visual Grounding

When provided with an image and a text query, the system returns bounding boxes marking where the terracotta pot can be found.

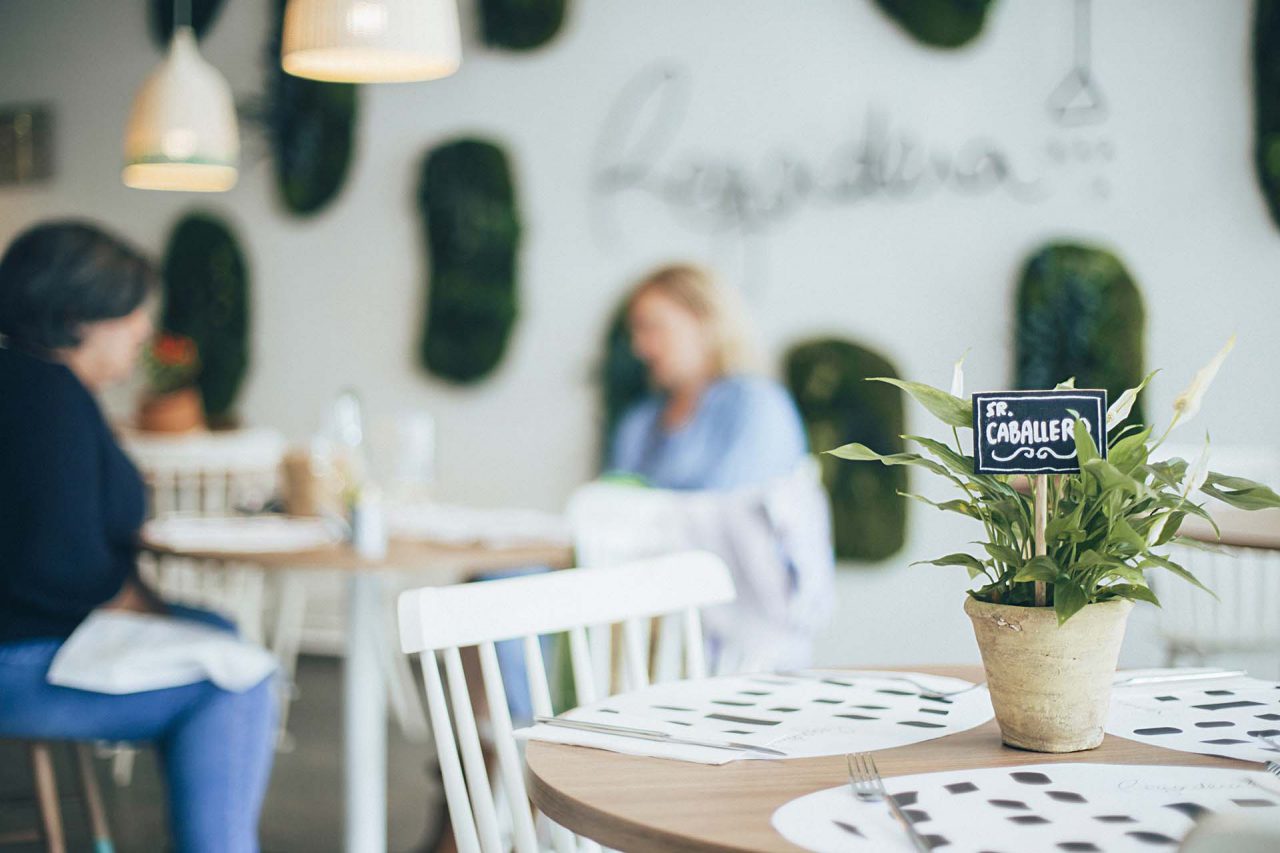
[965,596,1133,753]
[137,387,205,433]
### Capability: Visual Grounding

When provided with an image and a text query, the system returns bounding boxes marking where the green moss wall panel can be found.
[598,306,650,466]
[872,0,995,49]
[1014,242,1146,427]
[161,212,250,424]
[418,139,522,384]
[479,0,568,50]
[1256,0,1280,229]
[267,0,358,216]
[786,339,907,562]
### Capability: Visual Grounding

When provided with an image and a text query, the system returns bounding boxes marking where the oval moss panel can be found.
[479,0,568,50]
[872,0,995,49]
[266,0,358,216]
[1014,243,1146,427]
[418,139,522,384]
[785,339,907,563]
[161,212,251,426]
[1256,0,1280,230]
[597,305,650,466]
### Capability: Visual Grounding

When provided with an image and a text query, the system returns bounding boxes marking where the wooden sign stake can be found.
[1034,475,1048,607]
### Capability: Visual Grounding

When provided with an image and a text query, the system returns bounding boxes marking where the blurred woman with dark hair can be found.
[0,221,276,853]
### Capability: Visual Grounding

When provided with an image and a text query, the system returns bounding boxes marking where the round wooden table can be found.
[526,665,1250,852]
[142,530,572,853]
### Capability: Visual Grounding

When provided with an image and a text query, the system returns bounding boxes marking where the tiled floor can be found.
[0,656,447,852]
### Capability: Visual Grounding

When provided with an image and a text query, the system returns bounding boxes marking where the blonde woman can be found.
[600,264,834,671]
[609,264,808,488]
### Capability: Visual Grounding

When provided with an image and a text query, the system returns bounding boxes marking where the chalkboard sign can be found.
[972,390,1107,474]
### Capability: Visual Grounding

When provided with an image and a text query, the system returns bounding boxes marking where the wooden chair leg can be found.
[74,744,114,853]
[28,743,65,853]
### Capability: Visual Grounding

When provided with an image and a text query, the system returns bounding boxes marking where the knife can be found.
[534,715,788,757]
[1113,669,1247,687]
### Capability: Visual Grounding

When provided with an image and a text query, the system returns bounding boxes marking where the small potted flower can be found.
[830,339,1280,752]
[137,332,204,433]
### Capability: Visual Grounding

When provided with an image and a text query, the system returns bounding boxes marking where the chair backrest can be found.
[122,427,286,517]
[1154,542,1280,658]
[397,551,736,853]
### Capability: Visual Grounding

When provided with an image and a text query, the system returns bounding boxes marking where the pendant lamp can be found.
[122,21,239,192]
[281,0,461,83]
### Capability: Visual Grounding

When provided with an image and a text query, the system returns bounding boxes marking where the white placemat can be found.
[386,502,570,547]
[772,763,1280,852]
[1107,668,1280,763]
[143,514,342,553]
[517,671,993,765]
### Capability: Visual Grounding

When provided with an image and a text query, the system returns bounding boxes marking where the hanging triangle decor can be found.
[1256,0,1280,231]
[1046,0,1108,126]
[418,139,522,384]
[871,0,995,49]
[265,0,358,216]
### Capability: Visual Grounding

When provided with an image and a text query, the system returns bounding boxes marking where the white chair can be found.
[1150,443,1280,671]
[124,427,286,644]
[397,551,736,853]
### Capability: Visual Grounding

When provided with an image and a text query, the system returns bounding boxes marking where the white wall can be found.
[2,0,1277,670]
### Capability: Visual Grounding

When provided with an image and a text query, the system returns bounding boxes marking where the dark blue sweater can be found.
[0,346,145,642]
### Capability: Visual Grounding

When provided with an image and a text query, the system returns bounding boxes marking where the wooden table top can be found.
[1179,507,1280,551]
[140,533,574,576]
[526,665,1253,852]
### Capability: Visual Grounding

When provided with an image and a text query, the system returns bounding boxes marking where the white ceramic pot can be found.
[965,596,1133,753]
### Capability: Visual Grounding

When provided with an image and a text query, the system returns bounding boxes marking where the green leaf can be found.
[1102,583,1161,606]
[1108,426,1152,475]
[1153,511,1185,546]
[826,443,954,480]
[904,435,974,478]
[982,542,1024,568]
[900,492,980,518]
[1108,516,1147,555]
[869,378,970,428]
[1013,555,1058,583]
[1072,416,1100,467]
[1083,458,1142,498]
[1140,552,1215,596]
[912,553,988,579]
[1054,580,1088,624]
[1200,472,1280,510]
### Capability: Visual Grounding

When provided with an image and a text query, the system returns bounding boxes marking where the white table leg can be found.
[345,572,387,853]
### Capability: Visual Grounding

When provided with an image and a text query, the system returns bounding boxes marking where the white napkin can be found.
[386,502,571,547]
[143,515,341,553]
[48,611,278,694]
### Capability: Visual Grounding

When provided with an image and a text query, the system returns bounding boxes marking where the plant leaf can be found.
[1013,555,1058,583]
[1054,580,1088,624]
[1101,583,1161,606]
[869,377,970,428]
[912,552,987,579]
[982,542,1024,568]
[1140,552,1215,596]
[1200,471,1280,510]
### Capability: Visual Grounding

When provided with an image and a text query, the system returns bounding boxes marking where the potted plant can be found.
[137,332,204,433]
[829,340,1280,752]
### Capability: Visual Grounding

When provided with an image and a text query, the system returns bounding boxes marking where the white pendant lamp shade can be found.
[281,0,461,84]
[122,27,239,192]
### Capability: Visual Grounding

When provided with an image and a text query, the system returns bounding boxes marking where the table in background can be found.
[143,533,574,853]
[526,665,1249,852]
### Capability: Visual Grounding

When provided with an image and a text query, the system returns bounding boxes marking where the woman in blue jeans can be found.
[0,221,276,852]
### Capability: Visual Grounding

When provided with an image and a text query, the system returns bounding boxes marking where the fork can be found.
[785,670,984,701]
[846,753,932,852]
[1248,732,1280,777]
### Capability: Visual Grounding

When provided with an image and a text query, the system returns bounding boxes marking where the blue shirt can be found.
[608,375,809,491]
